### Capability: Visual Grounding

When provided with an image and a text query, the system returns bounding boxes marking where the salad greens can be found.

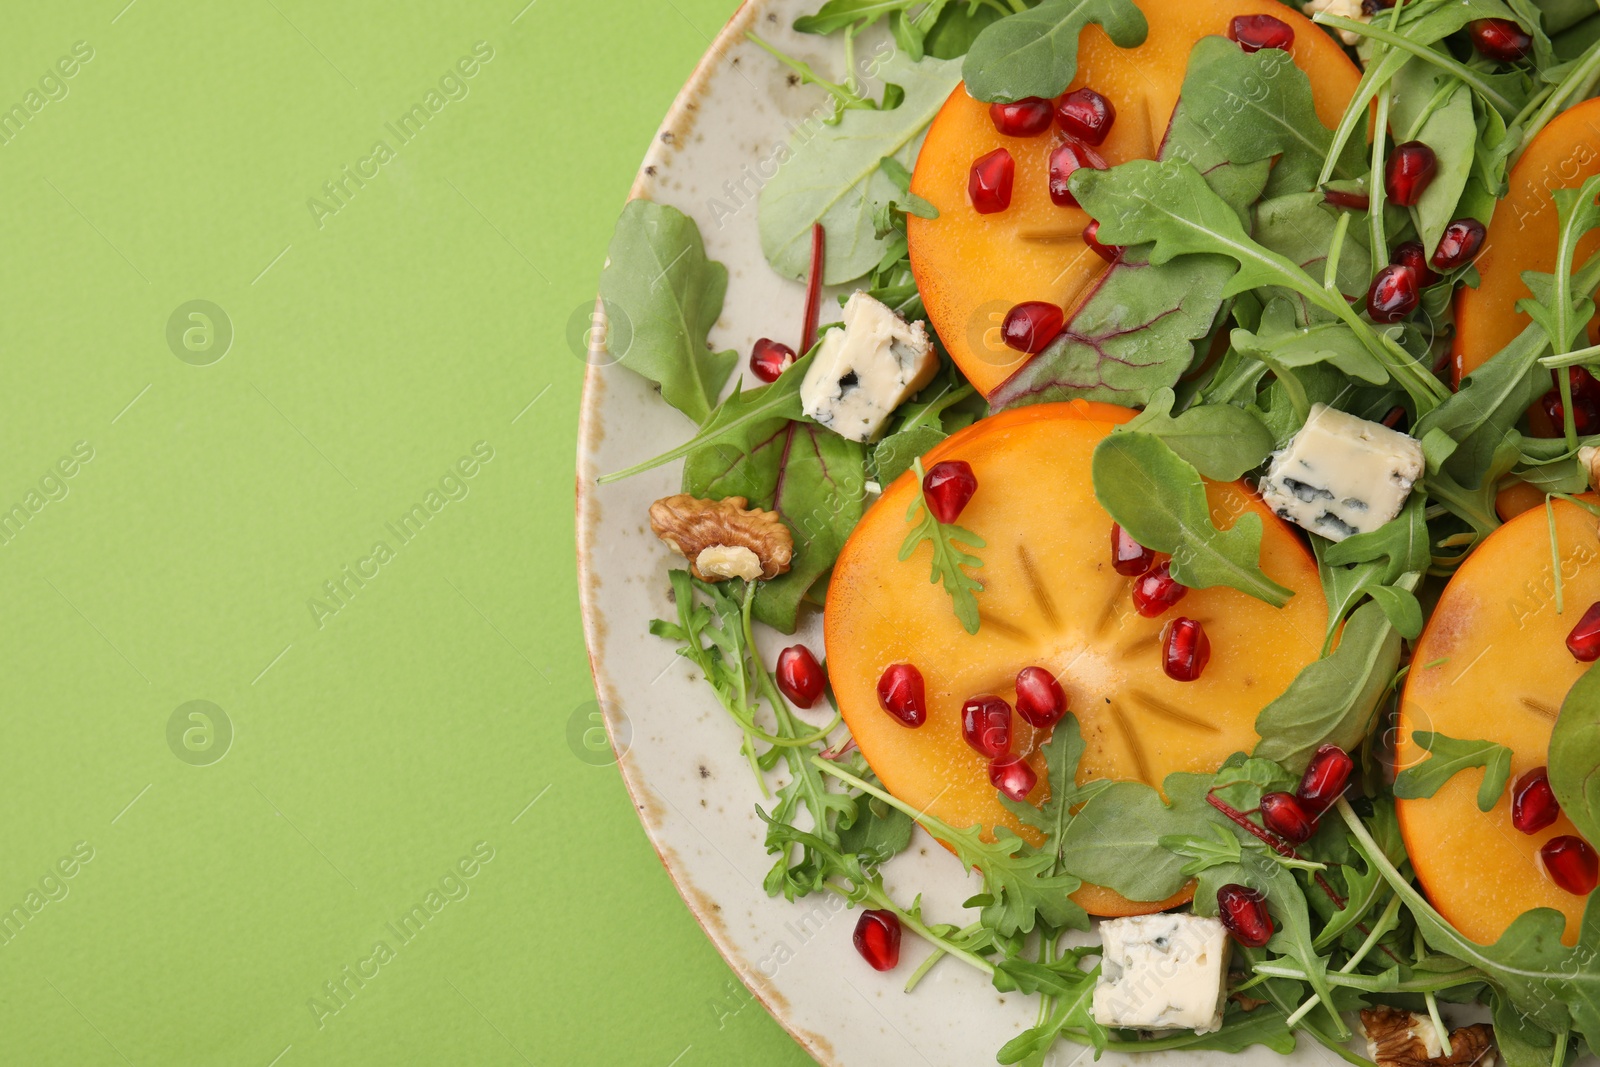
[900,456,986,633]
[591,0,1600,1062]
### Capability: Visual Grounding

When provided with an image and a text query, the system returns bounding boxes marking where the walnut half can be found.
[649,494,794,582]
[1360,1007,1497,1067]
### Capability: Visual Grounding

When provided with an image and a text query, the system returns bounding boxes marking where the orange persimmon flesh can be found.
[1452,97,1600,384]
[907,0,1361,397]
[1397,495,1600,946]
[825,402,1329,915]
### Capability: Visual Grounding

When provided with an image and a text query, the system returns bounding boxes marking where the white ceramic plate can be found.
[577,5,1364,1064]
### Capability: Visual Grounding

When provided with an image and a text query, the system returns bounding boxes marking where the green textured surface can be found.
[0,1,811,1064]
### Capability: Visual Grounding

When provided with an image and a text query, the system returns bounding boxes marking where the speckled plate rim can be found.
[572,3,841,1063]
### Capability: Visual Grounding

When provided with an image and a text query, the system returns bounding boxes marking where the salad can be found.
[591,0,1600,1062]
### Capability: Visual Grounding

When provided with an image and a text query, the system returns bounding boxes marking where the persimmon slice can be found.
[1452,98,1600,384]
[1396,495,1600,946]
[907,0,1361,397]
[825,402,1328,915]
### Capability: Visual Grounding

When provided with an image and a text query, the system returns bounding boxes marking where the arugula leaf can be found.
[597,199,737,423]
[599,352,813,482]
[1193,848,1345,1038]
[1548,663,1600,846]
[1253,596,1408,772]
[1118,388,1275,480]
[900,457,985,633]
[759,52,961,285]
[834,790,915,865]
[814,757,1086,936]
[1394,731,1515,812]
[1160,39,1362,198]
[685,417,867,633]
[1339,798,1600,1047]
[960,0,1147,103]
[869,376,976,483]
[878,155,937,220]
[996,964,1105,1065]
[654,573,855,900]
[1316,796,1409,950]
[1160,823,1244,877]
[1057,773,1215,902]
[1076,158,1450,411]
[1092,432,1293,607]
[1232,299,1389,387]
[998,716,1111,867]
[1389,64,1477,255]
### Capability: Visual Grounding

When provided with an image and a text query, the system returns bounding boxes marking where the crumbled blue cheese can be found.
[1260,404,1424,542]
[1092,913,1231,1034]
[800,291,936,443]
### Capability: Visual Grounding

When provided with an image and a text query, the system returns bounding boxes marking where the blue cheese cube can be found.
[800,291,936,443]
[1260,404,1424,542]
[1092,913,1231,1034]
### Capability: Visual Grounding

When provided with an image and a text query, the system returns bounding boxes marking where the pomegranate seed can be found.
[1540,836,1599,895]
[1469,18,1533,62]
[1297,745,1355,812]
[1322,186,1370,211]
[1055,88,1115,145]
[990,756,1039,801]
[1512,768,1561,835]
[749,338,795,383]
[1228,14,1294,52]
[1216,884,1274,947]
[1132,560,1187,617]
[989,97,1054,137]
[775,645,827,709]
[853,909,902,970]
[1572,366,1600,403]
[1567,602,1600,661]
[1014,666,1067,728]
[1001,301,1065,354]
[1536,388,1600,438]
[877,664,926,727]
[1366,264,1419,323]
[961,695,1013,759]
[1260,791,1317,843]
[1111,523,1155,576]
[1082,219,1122,263]
[1386,142,1438,207]
[969,148,1014,214]
[1162,617,1211,682]
[1391,241,1439,287]
[923,460,978,523]
[1048,140,1105,207]
[1430,218,1486,271]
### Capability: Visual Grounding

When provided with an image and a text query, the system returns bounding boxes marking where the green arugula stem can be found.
[820,879,998,976]
[1251,961,1485,994]
[1422,473,1498,538]
[1324,210,1352,293]
[1340,891,1402,974]
[1315,16,1519,116]
[1367,82,1391,279]
[745,32,871,111]
[1540,340,1600,368]
[1282,890,1405,1027]
[900,382,975,434]
[1417,928,1453,1056]
[1517,36,1600,158]
[903,920,991,991]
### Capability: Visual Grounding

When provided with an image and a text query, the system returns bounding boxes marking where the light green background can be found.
[0,2,810,1064]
